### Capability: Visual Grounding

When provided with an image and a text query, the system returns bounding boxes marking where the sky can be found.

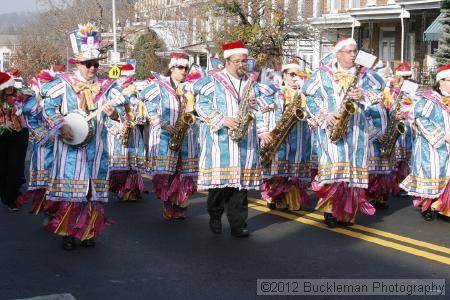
[0,0,44,14]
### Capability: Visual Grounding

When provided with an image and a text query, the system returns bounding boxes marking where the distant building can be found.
[0,34,18,72]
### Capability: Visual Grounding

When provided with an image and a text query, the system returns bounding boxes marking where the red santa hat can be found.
[395,62,412,77]
[282,59,301,72]
[333,37,357,52]
[0,72,15,91]
[222,41,249,59]
[168,53,189,69]
[120,64,135,77]
[436,64,450,81]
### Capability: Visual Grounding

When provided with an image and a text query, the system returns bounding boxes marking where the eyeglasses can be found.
[81,61,100,69]
[229,60,248,65]
[288,72,298,77]
[339,49,358,54]
[175,65,188,70]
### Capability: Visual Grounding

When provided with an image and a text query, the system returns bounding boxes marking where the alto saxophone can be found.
[260,89,307,166]
[328,66,362,143]
[229,76,256,142]
[120,103,136,146]
[168,87,196,151]
[380,91,407,158]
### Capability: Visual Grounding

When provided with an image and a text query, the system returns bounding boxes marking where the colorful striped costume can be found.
[40,71,127,240]
[193,69,270,190]
[139,76,198,211]
[400,91,450,217]
[303,61,384,222]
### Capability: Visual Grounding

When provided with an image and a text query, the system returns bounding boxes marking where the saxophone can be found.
[168,86,196,151]
[229,76,256,142]
[380,91,407,158]
[260,88,307,166]
[328,66,362,143]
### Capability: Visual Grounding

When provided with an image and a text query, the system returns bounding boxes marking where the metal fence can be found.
[413,66,437,87]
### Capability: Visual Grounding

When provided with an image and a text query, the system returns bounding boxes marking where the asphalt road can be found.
[1,181,449,300]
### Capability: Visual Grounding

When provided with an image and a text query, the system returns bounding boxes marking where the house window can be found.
[379,28,396,67]
[353,0,360,8]
[327,0,341,14]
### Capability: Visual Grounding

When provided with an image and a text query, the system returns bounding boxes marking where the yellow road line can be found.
[249,198,450,256]
[248,204,450,266]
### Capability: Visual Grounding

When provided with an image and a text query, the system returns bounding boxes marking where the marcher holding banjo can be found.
[39,23,128,251]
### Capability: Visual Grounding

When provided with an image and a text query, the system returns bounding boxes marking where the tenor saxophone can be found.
[380,91,407,158]
[229,76,256,142]
[328,67,362,143]
[168,87,196,151]
[260,90,307,166]
[120,103,136,146]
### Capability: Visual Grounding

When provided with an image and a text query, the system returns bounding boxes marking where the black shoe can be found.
[336,221,353,227]
[63,236,76,251]
[209,218,222,234]
[267,203,276,210]
[7,203,19,212]
[422,208,433,221]
[80,238,96,247]
[231,228,250,237]
[374,202,389,210]
[324,213,337,228]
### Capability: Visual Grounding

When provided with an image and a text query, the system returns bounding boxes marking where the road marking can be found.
[249,197,450,256]
[248,203,450,266]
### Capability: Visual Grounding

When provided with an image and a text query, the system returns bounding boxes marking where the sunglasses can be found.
[81,61,100,69]
[288,72,298,77]
[175,65,188,70]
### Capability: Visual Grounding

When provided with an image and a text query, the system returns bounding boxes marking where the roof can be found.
[424,13,445,42]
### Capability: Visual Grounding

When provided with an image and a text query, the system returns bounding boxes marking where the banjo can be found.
[61,84,136,147]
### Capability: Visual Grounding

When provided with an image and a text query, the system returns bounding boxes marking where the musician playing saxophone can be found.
[193,41,272,237]
[260,60,311,212]
[139,53,198,220]
[302,38,385,227]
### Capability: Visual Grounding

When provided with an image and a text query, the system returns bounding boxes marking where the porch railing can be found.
[413,66,437,87]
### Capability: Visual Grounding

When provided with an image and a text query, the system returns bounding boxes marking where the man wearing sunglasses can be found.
[37,23,128,251]
[139,53,198,220]
[302,37,385,227]
[261,59,312,212]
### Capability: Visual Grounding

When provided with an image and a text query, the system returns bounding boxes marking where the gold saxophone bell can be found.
[344,101,357,114]
[182,113,196,126]
[295,108,306,121]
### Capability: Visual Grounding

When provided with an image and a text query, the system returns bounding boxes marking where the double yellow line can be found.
[248,197,450,266]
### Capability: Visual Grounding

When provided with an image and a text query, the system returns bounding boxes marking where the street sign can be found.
[126,58,136,66]
[108,65,120,78]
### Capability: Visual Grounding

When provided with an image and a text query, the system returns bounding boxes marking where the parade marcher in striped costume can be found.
[40,23,128,250]
[139,53,198,220]
[303,38,384,227]
[261,60,311,211]
[389,62,415,197]
[400,64,450,221]
[18,66,66,216]
[108,64,146,202]
[193,41,272,237]
[0,71,31,212]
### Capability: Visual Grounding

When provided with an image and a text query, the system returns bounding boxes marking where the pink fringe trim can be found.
[47,201,113,240]
[261,177,291,204]
[368,174,393,201]
[312,181,375,222]
[414,181,450,214]
[118,171,145,199]
[390,161,410,196]
[109,171,128,193]
[291,177,312,207]
[153,174,197,203]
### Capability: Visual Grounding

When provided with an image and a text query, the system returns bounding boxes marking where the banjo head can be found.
[62,112,92,146]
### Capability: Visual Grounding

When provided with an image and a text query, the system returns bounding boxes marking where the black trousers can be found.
[0,129,29,206]
[207,187,248,230]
